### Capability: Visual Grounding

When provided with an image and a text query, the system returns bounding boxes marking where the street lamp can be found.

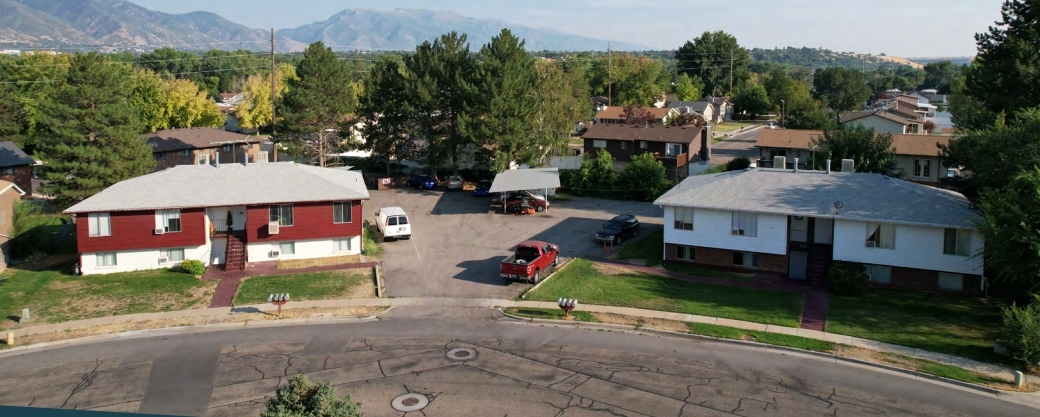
[780,100,786,129]
[557,298,578,319]
[269,293,290,316]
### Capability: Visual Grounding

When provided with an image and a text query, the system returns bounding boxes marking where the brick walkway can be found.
[587,257,830,330]
[203,261,378,308]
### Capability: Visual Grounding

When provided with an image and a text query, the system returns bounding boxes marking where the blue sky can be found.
[128,0,1003,57]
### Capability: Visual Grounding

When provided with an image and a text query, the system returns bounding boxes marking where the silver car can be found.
[446,175,464,191]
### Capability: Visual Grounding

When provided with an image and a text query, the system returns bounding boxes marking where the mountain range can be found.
[0,0,649,52]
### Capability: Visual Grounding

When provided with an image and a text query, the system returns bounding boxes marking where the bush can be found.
[826,261,868,296]
[999,295,1040,369]
[180,259,206,275]
[617,152,668,201]
[262,374,364,417]
[361,221,383,257]
[725,157,752,171]
[10,201,75,260]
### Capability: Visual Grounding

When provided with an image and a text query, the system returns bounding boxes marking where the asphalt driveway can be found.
[363,187,662,299]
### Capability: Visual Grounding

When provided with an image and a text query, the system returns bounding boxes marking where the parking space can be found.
[364,188,663,299]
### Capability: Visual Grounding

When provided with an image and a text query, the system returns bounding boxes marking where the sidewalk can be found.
[3,296,1030,387]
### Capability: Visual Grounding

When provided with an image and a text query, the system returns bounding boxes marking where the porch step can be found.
[225,232,247,271]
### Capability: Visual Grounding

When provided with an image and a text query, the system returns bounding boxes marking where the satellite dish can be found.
[834,201,844,211]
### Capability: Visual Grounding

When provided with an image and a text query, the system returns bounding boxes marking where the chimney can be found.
[826,159,832,174]
[773,156,786,169]
[841,158,854,172]
[215,151,220,167]
[794,158,799,173]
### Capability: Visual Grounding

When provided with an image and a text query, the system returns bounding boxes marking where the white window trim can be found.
[270,204,294,227]
[673,207,693,230]
[731,212,758,237]
[665,143,683,156]
[96,252,117,267]
[155,209,182,233]
[865,223,896,249]
[592,139,607,148]
[333,202,353,224]
[913,158,932,178]
[943,228,972,257]
[159,248,185,263]
[88,212,111,237]
[639,140,647,149]
[676,245,694,261]
[333,238,352,252]
[279,241,296,255]
[620,141,627,150]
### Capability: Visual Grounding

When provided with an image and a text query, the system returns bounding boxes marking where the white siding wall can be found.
[832,220,983,275]
[663,206,788,255]
[246,236,362,262]
[80,244,211,275]
[849,117,906,135]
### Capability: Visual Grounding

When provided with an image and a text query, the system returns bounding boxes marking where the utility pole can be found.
[270,28,278,163]
[729,47,734,94]
[607,42,612,107]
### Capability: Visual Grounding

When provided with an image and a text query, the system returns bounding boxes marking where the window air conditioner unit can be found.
[268,221,280,234]
[154,228,165,235]
[732,229,745,235]
[269,250,280,258]
[157,257,169,264]
[866,241,877,248]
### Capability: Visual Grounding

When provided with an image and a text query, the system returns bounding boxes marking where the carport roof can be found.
[489,168,561,193]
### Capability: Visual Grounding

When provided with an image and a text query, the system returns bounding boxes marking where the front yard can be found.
[525,259,805,327]
[233,269,376,305]
[710,121,758,133]
[0,256,216,327]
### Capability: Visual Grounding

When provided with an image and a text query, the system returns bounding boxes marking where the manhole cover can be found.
[446,347,476,360]
[391,393,429,412]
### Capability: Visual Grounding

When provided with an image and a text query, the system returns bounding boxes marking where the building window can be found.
[96,252,117,267]
[222,144,232,152]
[865,223,895,249]
[914,159,931,178]
[938,272,964,291]
[592,140,607,148]
[181,150,190,157]
[333,202,352,223]
[639,141,647,149]
[155,152,166,160]
[160,248,185,263]
[88,212,111,237]
[865,265,892,284]
[279,241,295,255]
[666,143,682,156]
[676,245,694,261]
[197,153,210,165]
[269,205,294,226]
[620,141,627,150]
[673,207,693,230]
[258,151,269,163]
[0,168,13,175]
[157,209,181,233]
[334,238,352,252]
[732,252,758,268]
[731,212,758,237]
[943,228,971,256]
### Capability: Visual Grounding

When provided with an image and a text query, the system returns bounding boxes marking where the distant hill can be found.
[0,0,306,52]
[908,57,974,66]
[750,47,924,70]
[0,2,648,52]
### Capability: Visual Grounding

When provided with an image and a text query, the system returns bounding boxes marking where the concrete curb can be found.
[496,311,1040,398]
[519,257,574,300]
[0,308,392,357]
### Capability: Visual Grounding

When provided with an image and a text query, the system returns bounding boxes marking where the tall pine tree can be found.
[359,56,415,175]
[476,29,538,172]
[278,42,356,167]
[35,52,154,207]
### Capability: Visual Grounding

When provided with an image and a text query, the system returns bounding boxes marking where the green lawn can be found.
[0,256,216,326]
[233,270,373,305]
[686,322,835,352]
[617,228,665,266]
[826,290,1004,364]
[711,121,758,133]
[504,307,599,323]
[525,259,805,327]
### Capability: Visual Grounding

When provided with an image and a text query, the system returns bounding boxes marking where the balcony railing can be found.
[789,229,808,243]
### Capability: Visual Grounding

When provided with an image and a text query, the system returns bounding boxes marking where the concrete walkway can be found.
[4,296,1032,386]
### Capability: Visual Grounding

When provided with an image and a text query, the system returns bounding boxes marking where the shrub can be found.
[725,157,752,171]
[10,201,75,259]
[999,295,1040,369]
[617,153,668,201]
[826,261,868,296]
[180,259,206,275]
[361,222,383,257]
[263,374,364,417]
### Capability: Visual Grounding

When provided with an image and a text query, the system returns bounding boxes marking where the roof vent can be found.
[793,158,799,173]
[826,159,832,174]
[841,159,854,172]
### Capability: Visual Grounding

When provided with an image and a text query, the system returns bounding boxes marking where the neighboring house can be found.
[0,141,35,196]
[653,166,983,294]
[840,110,923,134]
[668,101,714,123]
[708,97,734,122]
[63,162,370,275]
[144,128,266,172]
[754,129,952,187]
[581,123,711,179]
[593,106,677,125]
[218,92,244,109]
[0,180,26,272]
[880,89,904,99]
[919,89,948,106]
[592,96,610,113]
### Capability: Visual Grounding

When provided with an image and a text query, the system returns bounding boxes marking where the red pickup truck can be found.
[500,240,560,284]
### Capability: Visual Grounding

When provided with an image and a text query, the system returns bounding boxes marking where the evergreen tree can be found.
[35,52,154,207]
[278,42,357,167]
[963,0,1040,126]
[476,29,539,172]
[262,374,363,417]
[358,56,415,175]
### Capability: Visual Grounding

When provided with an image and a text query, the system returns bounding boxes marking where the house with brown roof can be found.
[593,106,677,125]
[754,129,952,186]
[143,128,266,172]
[839,110,924,135]
[0,141,35,196]
[581,124,711,179]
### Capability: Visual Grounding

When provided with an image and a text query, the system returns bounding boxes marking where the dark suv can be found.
[594,215,640,245]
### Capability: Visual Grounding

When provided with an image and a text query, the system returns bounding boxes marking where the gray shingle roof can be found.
[0,141,34,168]
[64,162,370,214]
[489,168,561,193]
[653,168,978,229]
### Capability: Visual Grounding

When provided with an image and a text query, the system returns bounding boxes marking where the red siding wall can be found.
[75,208,207,253]
[246,200,363,242]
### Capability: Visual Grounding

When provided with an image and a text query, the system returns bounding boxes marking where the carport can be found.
[488,168,561,213]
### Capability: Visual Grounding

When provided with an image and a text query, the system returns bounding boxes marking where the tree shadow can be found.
[430,189,496,215]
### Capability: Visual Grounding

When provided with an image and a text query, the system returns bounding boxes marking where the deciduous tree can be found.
[618,152,667,201]
[673,73,703,101]
[940,107,1040,199]
[529,60,586,165]
[666,112,704,127]
[675,31,751,96]
[812,67,870,114]
[734,83,770,119]
[589,53,667,106]
[621,103,656,125]
[922,60,962,93]
[278,42,357,167]
[35,53,155,206]
[262,374,364,417]
[237,63,298,131]
[814,124,901,177]
[160,78,225,130]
